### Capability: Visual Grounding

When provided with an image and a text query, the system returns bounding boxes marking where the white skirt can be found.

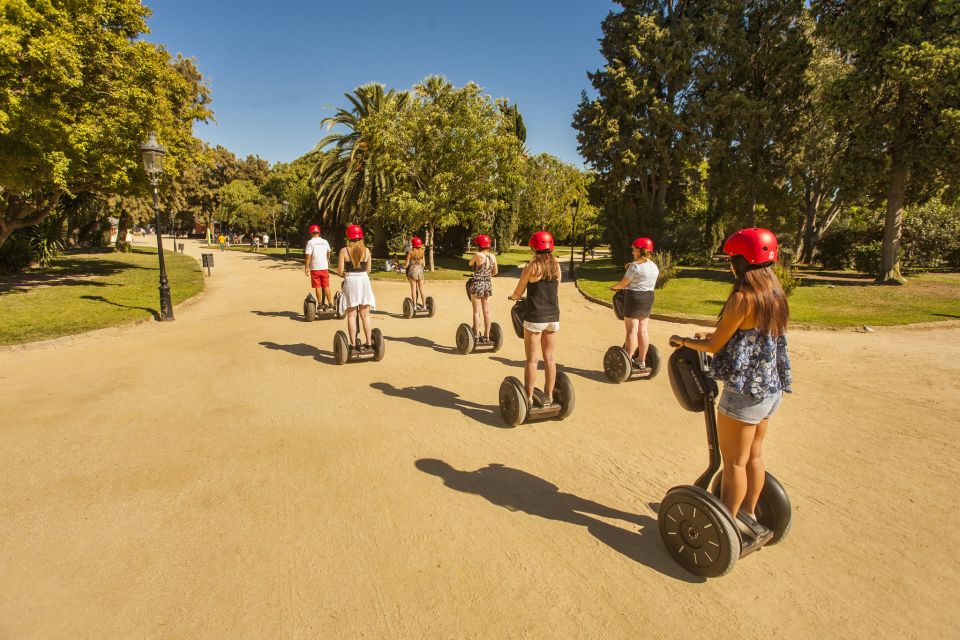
[340,272,376,312]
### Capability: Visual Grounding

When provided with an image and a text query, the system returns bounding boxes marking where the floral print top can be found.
[709,329,793,399]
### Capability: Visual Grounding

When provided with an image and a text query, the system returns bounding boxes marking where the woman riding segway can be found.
[337,224,377,353]
[404,236,427,311]
[610,236,659,371]
[468,234,498,343]
[668,227,792,540]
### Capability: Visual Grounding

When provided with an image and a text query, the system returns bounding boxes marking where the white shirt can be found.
[625,260,659,291]
[305,237,331,270]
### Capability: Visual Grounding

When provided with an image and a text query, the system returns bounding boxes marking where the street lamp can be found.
[283,200,290,260]
[569,198,580,281]
[140,132,174,321]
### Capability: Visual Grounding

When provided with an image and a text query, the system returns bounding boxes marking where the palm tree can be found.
[311,84,409,256]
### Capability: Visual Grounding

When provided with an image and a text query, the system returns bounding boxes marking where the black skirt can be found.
[623,289,654,318]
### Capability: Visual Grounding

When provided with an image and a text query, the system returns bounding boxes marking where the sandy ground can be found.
[1,239,958,639]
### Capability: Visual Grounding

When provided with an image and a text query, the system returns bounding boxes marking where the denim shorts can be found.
[717,387,782,424]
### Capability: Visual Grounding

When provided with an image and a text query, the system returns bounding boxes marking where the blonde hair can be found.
[410,247,424,262]
[530,253,560,281]
[348,239,367,268]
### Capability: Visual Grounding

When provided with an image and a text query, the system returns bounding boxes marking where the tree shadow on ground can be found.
[415,459,702,582]
[384,334,457,354]
[79,295,158,319]
[489,356,608,384]
[259,340,334,363]
[371,382,505,428]
[0,255,144,294]
[933,313,960,319]
[251,310,306,321]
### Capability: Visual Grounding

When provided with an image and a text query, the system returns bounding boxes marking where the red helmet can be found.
[723,227,778,264]
[474,234,492,249]
[411,236,423,248]
[529,231,554,253]
[346,224,364,240]
[308,224,321,234]
[632,237,654,252]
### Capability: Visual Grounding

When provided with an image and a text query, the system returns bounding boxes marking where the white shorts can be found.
[524,320,560,334]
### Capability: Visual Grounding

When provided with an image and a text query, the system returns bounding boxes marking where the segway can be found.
[657,347,792,577]
[333,327,385,365]
[455,276,503,354]
[498,373,575,427]
[303,291,340,321]
[402,295,435,319]
[602,290,661,382]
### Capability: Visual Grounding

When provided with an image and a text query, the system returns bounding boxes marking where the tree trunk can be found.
[878,160,908,284]
[0,193,60,249]
[115,210,132,252]
[799,196,817,264]
[428,221,435,271]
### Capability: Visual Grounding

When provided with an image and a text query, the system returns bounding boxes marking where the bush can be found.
[651,251,677,289]
[0,219,65,274]
[852,240,883,276]
[772,263,802,297]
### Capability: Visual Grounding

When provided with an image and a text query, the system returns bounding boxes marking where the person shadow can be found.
[384,335,457,354]
[370,382,506,428]
[488,356,609,384]
[259,341,334,364]
[415,459,702,582]
[250,310,305,321]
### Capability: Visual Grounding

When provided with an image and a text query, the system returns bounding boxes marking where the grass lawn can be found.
[576,260,960,328]
[0,247,204,345]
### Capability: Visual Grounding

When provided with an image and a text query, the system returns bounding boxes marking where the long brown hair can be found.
[410,247,424,262]
[530,252,560,281]
[721,255,789,336]
[348,239,367,267]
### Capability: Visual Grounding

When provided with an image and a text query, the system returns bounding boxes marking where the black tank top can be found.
[345,251,367,272]
[525,279,559,323]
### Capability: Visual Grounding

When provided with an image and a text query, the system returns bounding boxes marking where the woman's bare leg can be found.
[481,297,492,336]
[624,317,639,357]
[347,307,358,345]
[743,418,769,515]
[523,329,540,402]
[541,330,558,400]
[417,279,426,306]
[407,277,416,305]
[717,412,757,518]
[359,305,372,344]
[472,296,483,336]
[638,317,650,363]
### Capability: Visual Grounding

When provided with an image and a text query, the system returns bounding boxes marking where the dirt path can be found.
[1,239,958,639]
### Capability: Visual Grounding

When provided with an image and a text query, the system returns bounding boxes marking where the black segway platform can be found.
[456,276,503,353]
[303,293,340,321]
[602,290,661,382]
[498,372,575,427]
[333,327,385,365]
[402,296,436,319]
[657,347,791,577]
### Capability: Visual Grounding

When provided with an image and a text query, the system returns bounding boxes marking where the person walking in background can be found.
[337,224,376,351]
[669,228,792,540]
[610,237,658,369]
[304,224,333,309]
[403,236,427,310]
[468,234,498,343]
[508,231,561,408]
[218,233,226,251]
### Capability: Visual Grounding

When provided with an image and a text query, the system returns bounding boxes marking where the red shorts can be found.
[310,269,330,288]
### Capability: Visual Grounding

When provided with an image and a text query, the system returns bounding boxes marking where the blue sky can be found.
[145,0,615,167]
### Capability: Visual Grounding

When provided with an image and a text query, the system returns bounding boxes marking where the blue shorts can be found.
[717,387,782,424]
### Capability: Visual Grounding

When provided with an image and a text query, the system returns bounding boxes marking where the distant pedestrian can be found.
[218,234,226,251]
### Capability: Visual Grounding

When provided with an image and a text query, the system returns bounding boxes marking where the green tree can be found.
[517,154,595,240]
[814,0,960,283]
[217,179,261,230]
[0,0,211,247]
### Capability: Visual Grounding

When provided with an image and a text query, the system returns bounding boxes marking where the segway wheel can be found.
[554,371,576,419]
[490,322,503,353]
[333,292,344,319]
[426,296,436,317]
[498,376,527,427]
[510,299,526,338]
[603,346,632,383]
[304,296,317,322]
[456,323,475,355]
[714,472,792,546]
[644,344,662,379]
[372,328,385,362]
[659,485,740,578]
[333,330,349,365]
[403,298,414,319]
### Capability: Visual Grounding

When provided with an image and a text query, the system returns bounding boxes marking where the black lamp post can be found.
[569,198,579,280]
[141,132,174,321]
[283,200,290,260]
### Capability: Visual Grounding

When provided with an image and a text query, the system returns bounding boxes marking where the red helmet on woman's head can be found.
[529,231,554,253]
[411,236,423,248]
[308,224,321,234]
[723,227,778,264]
[346,224,364,240]
[474,234,492,249]
[632,237,654,252]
